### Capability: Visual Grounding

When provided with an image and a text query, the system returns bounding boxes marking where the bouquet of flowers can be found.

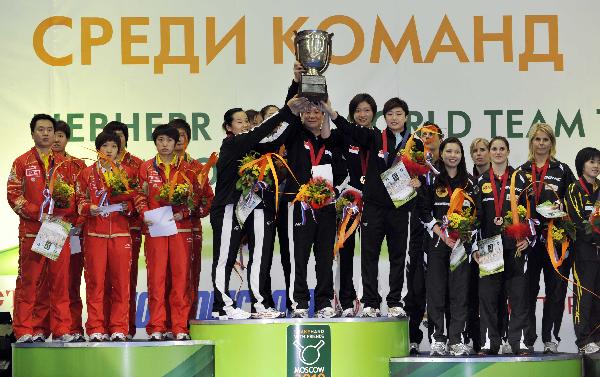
[103,169,136,200]
[549,218,576,245]
[236,152,274,197]
[502,204,533,240]
[446,206,478,244]
[295,177,335,210]
[400,137,430,177]
[52,177,75,209]
[335,189,362,219]
[159,182,193,207]
[586,207,600,235]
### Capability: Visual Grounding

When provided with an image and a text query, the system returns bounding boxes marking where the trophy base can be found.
[299,74,328,102]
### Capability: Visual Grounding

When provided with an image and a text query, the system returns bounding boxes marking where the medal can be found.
[360,176,366,184]
[489,168,508,228]
[359,150,369,186]
[494,216,503,226]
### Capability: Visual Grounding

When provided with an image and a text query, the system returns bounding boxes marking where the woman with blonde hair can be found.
[519,122,575,353]
[470,138,490,178]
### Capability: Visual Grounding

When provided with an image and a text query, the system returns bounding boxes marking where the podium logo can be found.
[287,324,331,377]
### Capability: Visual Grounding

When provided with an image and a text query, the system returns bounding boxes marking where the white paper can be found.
[32,217,72,261]
[311,164,334,183]
[235,192,262,226]
[97,203,123,216]
[477,234,504,277]
[144,206,178,237]
[380,161,415,203]
[449,240,467,272]
[70,235,82,255]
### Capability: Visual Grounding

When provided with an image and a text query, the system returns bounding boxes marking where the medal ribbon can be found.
[532,160,549,203]
[307,140,325,167]
[489,167,508,222]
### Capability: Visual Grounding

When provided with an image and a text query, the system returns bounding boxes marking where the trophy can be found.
[294,30,334,102]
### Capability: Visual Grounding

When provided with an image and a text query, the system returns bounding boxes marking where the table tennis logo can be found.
[287,324,331,377]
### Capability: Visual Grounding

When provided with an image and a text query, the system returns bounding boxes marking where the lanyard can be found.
[489,167,508,221]
[360,150,369,177]
[306,140,325,166]
[532,161,549,203]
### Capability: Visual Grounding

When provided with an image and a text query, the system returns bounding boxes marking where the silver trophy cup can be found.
[294,30,334,102]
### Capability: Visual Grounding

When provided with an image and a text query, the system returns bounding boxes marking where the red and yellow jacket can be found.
[118,151,144,232]
[134,155,198,233]
[7,147,77,237]
[76,163,136,238]
[182,153,214,231]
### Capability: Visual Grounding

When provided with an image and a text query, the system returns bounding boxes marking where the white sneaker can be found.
[224,307,252,320]
[53,334,74,342]
[163,331,175,340]
[359,307,381,318]
[430,341,447,356]
[252,307,285,319]
[110,332,126,342]
[316,307,337,319]
[126,335,133,341]
[387,306,407,318]
[409,342,420,355]
[292,309,309,318]
[543,341,559,354]
[450,343,471,356]
[89,333,104,342]
[71,333,86,342]
[176,333,191,341]
[499,341,512,355]
[148,332,163,341]
[341,308,356,318]
[32,333,46,343]
[102,334,110,342]
[580,342,600,354]
[16,334,33,343]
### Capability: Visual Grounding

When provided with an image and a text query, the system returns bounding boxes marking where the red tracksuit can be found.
[103,151,144,337]
[135,156,196,335]
[7,148,76,338]
[77,163,135,335]
[185,154,214,320]
[32,153,87,337]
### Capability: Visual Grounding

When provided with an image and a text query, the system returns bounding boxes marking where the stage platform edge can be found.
[12,340,214,377]
[390,353,582,377]
[191,317,408,377]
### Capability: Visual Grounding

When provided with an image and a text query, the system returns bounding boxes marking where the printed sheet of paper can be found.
[32,217,73,261]
[144,206,178,237]
[477,234,504,277]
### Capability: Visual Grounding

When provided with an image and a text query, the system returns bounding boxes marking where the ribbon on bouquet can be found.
[334,203,361,256]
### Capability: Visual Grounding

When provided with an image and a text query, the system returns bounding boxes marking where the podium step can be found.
[12,340,214,377]
[390,353,582,377]
[191,317,408,377]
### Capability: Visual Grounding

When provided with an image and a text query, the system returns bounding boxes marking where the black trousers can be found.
[337,228,358,310]
[210,204,275,314]
[479,251,528,353]
[573,257,600,347]
[466,258,481,351]
[525,240,572,345]
[274,202,292,311]
[287,202,336,311]
[427,239,470,345]
[403,210,427,344]
[360,202,409,309]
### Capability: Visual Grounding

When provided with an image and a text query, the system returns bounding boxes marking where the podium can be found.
[190,317,408,377]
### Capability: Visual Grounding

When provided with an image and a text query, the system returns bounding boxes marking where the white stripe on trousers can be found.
[215,204,234,309]
[249,209,265,310]
[287,202,298,310]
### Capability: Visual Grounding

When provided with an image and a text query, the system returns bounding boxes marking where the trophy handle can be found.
[293,30,301,63]
[318,32,334,75]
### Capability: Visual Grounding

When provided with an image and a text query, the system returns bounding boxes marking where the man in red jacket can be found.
[7,114,77,343]
[134,124,197,340]
[31,120,88,342]
[103,121,144,340]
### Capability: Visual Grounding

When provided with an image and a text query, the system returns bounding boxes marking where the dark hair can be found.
[104,121,129,146]
[260,105,279,119]
[54,120,71,140]
[436,137,469,189]
[168,118,191,141]
[575,147,600,177]
[30,114,56,133]
[246,109,259,122]
[95,130,121,152]
[222,107,244,133]
[489,136,510,151]
[382,97,408,117]
[152,124,179,144]
[348,93,377,122]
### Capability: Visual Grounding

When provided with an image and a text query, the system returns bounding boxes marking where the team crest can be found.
[436,187,448,198]
[482,183,492,194]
